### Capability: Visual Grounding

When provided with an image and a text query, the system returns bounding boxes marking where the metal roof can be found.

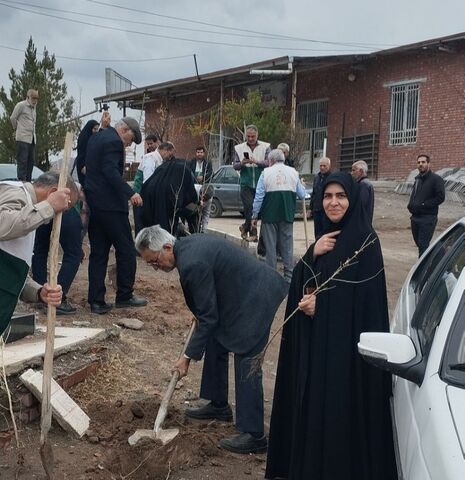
[93,31,465,109]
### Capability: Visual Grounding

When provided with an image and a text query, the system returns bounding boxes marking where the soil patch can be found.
[87,397,236,479]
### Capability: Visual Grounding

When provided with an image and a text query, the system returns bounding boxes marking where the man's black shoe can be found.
[90,302,113,315]
[114,296,148,308]
[219,432,267,454]
[56,300,77,316]
[185,402,233,422]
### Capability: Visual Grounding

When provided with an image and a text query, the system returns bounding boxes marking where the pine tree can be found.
[0,37,76,169]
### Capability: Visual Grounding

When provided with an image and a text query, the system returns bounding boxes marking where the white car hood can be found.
[447,385,465,456]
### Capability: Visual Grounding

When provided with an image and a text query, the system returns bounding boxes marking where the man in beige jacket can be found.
[10,89,38,181]
[0,171,77,335]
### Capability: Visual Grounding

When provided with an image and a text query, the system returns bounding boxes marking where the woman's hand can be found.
[298,293,316,317]
[313,230,341,258]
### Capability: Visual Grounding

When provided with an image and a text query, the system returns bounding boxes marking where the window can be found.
[412,237,465,356]
[297,99,328,129]
[411,225,465,301]
[389,83,420,145]
[441,292,465,388]
[222,167,240,185]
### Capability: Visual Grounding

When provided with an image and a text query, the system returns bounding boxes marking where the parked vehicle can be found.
[209,165,312,218]
[358,219,465,480]
[0,164,44,181]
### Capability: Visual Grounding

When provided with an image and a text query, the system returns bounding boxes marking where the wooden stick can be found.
[39,131,74,479]
[302,192,309,249]
[153,319,196,433]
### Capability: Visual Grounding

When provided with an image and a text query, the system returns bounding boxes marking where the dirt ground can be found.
[1,188,464,479]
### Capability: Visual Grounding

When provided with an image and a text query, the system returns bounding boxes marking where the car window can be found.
[222,168,240,185]
[213,169,225,183]
[441,292,465,388]
[412,237,465,356]
[411,225,465,301]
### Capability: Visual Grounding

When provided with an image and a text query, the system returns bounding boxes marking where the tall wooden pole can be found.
[39,131,74,479]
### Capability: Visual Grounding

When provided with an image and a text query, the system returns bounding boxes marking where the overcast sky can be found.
[1,0,465,125]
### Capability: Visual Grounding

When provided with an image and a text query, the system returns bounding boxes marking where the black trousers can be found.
[16,140,35,181]
[312,209,325,239]
[240,186,256,234]
[411,214,438,257]
[199,332,269,436]
[32,208,82,297]
[133,205,144,237]
[87,208,136,303]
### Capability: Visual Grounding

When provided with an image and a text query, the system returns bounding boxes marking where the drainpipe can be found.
[290,61,297,134]
[219,80,224,166]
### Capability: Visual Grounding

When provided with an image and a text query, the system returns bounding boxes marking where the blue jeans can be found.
[32,208,82,297]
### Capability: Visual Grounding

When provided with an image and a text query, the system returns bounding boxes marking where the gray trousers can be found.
[16,140,35,181]
[261,221,294,283]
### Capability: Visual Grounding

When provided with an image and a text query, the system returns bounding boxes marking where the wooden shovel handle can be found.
[154,319,196,432]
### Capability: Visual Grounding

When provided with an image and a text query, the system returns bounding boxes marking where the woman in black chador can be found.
[265,172,397,480]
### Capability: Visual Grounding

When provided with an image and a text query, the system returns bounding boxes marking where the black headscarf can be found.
[266,172,396,480]
[74,120,99,185]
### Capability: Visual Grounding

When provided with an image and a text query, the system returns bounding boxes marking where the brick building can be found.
[95,32,465,180]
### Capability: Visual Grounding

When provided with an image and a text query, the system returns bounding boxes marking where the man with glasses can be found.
[135,225,287,454]
[407,154,445,257]
[10,89,39,181]
[84,117,147,314]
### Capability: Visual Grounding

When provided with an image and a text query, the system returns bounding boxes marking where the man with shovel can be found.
[135,225,288,454]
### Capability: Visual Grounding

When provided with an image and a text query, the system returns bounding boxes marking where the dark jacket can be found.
[310,171,330,212]
[358,176,374,224]
[189,158,213,184]
[74,119,98,186]
[174,234,288,360]
[84,126,135,213]
[408,170,445,216]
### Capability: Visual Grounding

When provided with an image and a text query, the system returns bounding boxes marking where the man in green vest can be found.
[252,149,306,283]
[0,171,78,336]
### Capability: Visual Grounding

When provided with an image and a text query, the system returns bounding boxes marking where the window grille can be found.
[297,99,328,129]
[389,83,420,145]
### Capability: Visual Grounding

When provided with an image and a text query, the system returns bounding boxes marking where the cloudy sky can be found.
[1,0,465,124]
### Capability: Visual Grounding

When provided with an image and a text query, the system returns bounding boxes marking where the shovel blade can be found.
[40,439,55,479]
[128,429,156,446]
[128,427,179,446]
[156,427,179,445]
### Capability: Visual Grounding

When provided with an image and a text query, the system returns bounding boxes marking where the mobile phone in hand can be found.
[243,152,250,159]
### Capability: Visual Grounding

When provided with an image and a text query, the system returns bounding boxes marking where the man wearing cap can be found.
[84,117,147,314]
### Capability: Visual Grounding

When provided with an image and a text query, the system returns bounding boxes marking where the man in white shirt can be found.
[133,133,161,234]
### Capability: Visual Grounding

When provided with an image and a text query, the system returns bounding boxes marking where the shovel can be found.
[128,318,196,446]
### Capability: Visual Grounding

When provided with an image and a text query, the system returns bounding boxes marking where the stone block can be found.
[19,369,89,437]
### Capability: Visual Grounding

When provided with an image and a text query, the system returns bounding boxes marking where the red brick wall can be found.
[144,48,465,179]
[296,50,465,179]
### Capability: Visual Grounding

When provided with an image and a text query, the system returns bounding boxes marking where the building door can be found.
[311,127,327,173]
[297,99,328,174]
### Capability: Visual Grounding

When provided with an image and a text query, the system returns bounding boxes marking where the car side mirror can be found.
[358,332,425,386]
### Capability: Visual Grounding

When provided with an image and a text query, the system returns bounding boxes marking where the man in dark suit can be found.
[310,156,331,238]
[135,225,288,454]
[84,117,147,314]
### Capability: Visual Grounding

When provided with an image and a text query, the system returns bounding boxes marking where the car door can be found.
[392,223,465,479]
[213,166,240,211]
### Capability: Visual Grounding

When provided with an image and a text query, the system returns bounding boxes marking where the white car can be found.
[358,219,465,480]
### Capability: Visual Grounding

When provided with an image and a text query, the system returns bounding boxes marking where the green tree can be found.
[223,90,289,147]
[0,37,76,168]
[187,89,290,151]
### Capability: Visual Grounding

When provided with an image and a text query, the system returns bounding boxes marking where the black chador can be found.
[266,173,397,480]
[141,159,197,235]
